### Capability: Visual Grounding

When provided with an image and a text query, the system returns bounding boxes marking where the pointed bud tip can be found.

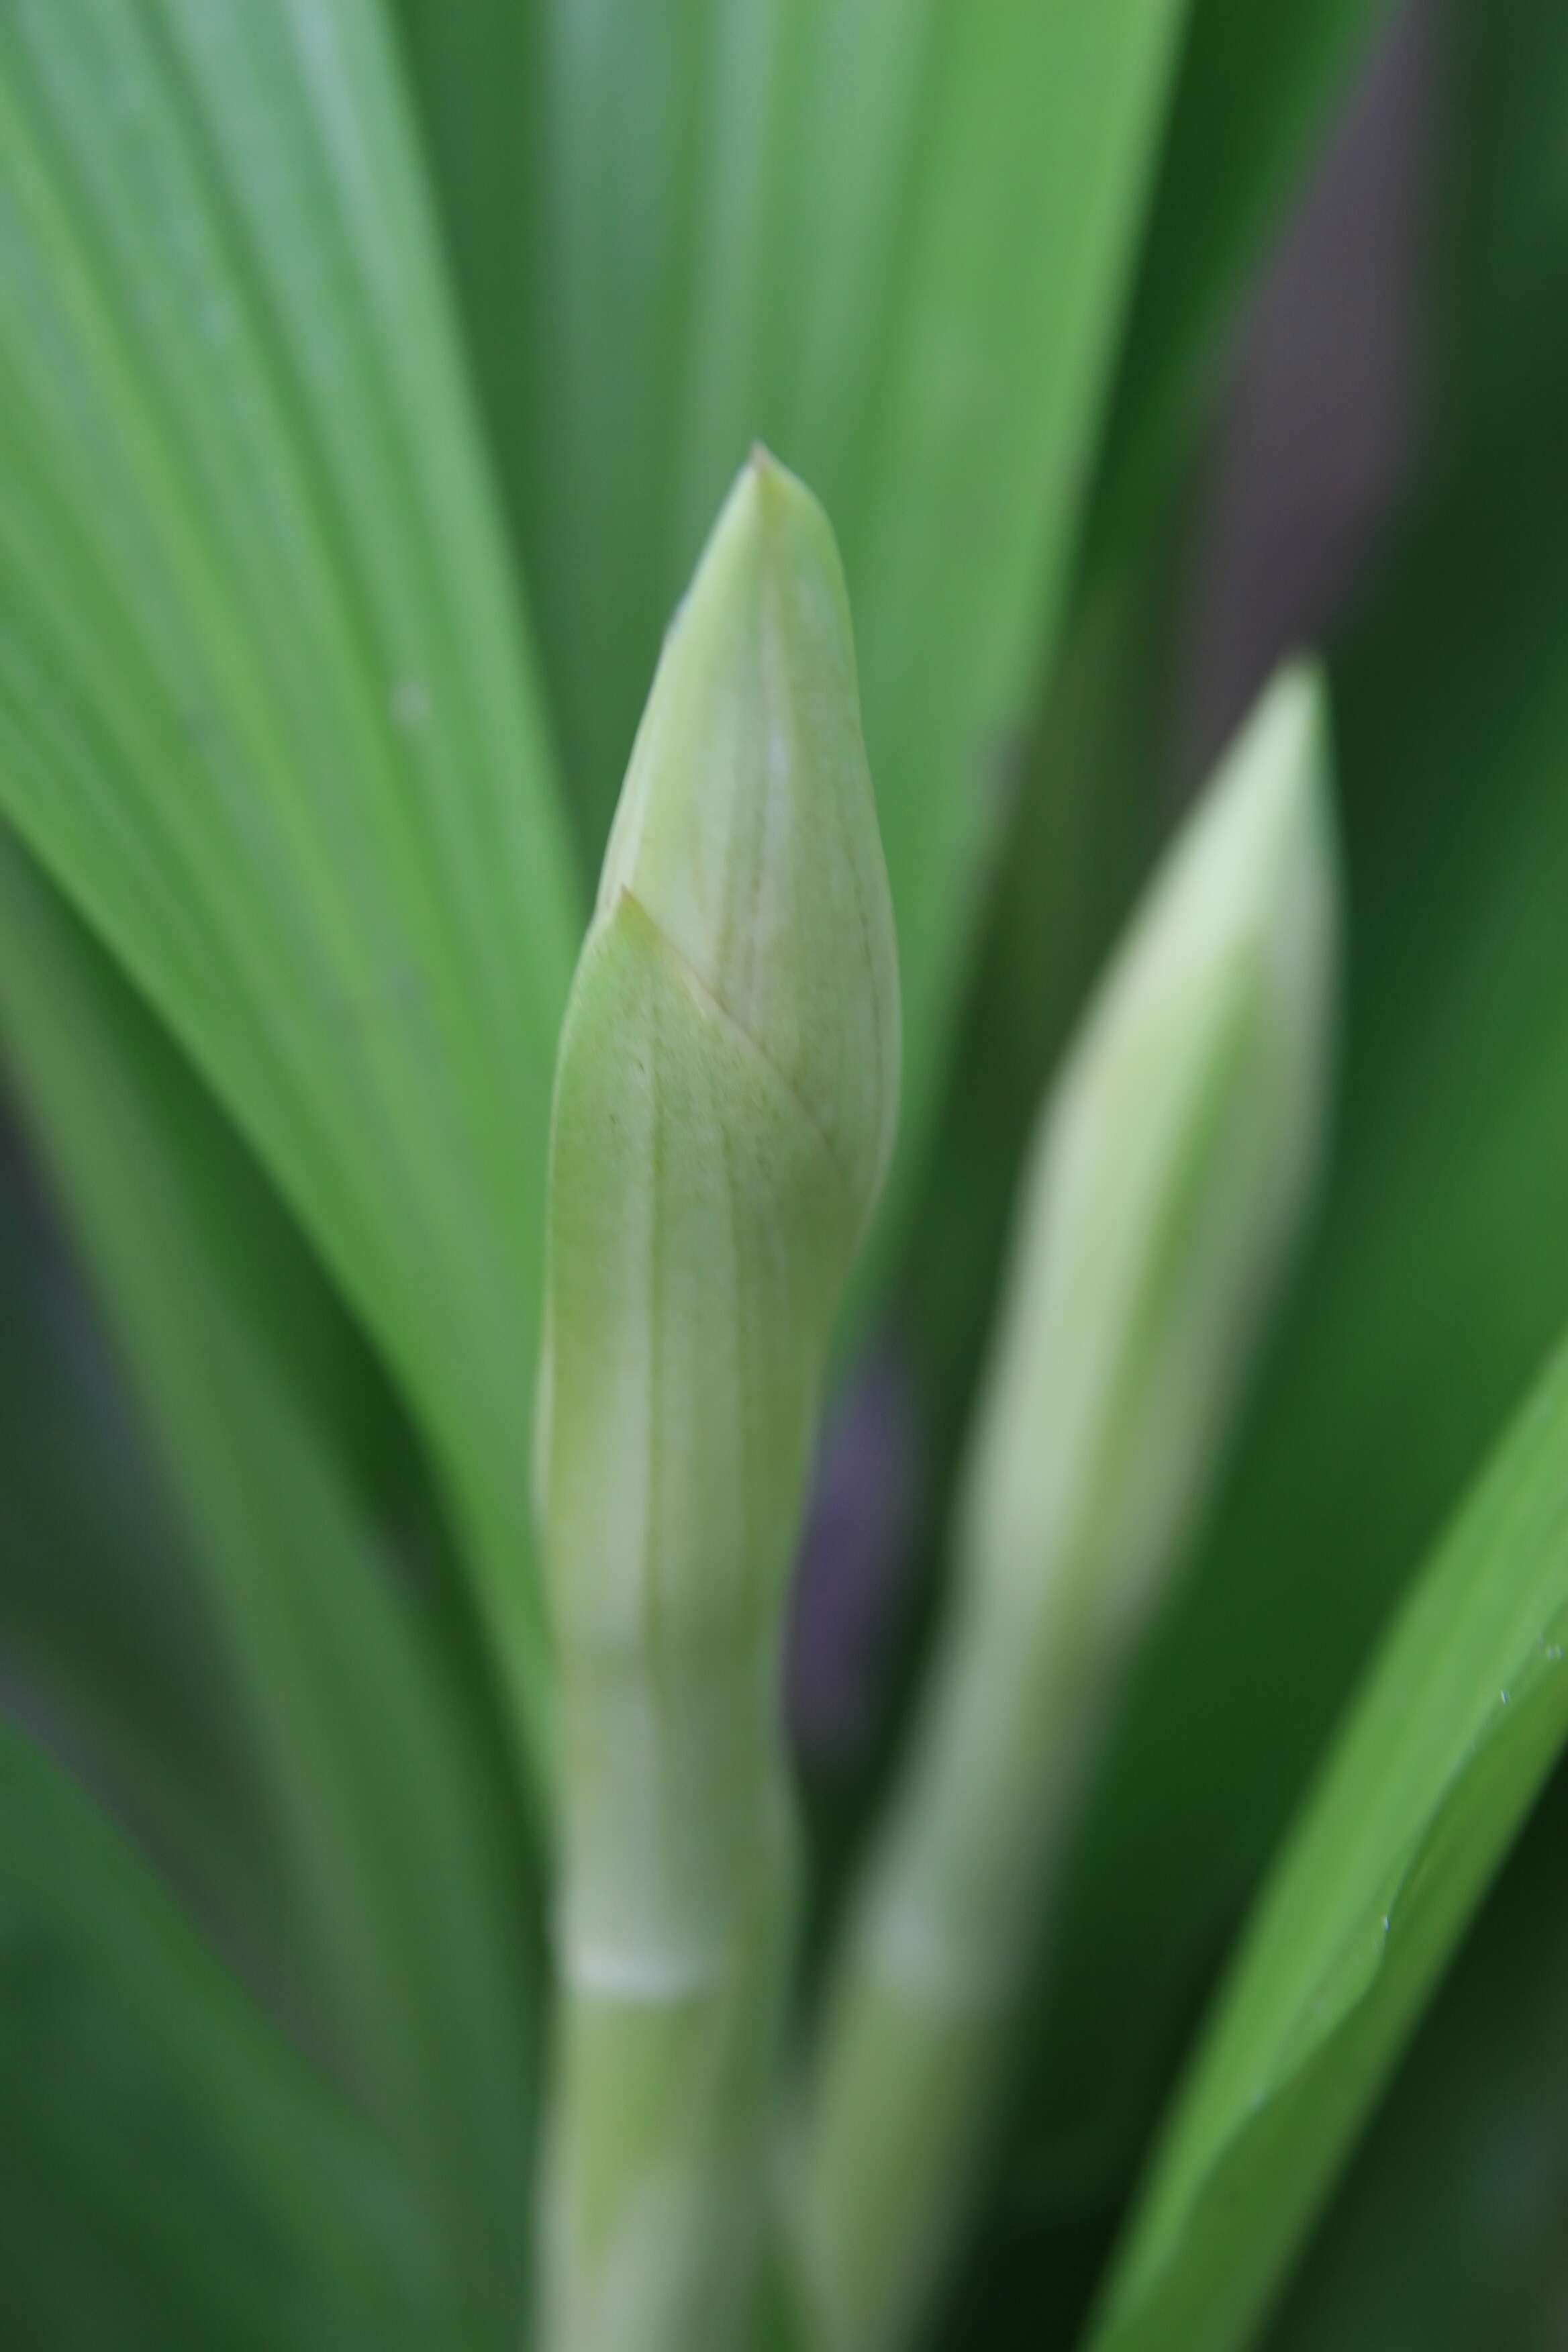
[695,442,838,607]
[1234,658,1332,838]
[591,452,900,1231]
[1107,657,1336,1043]
[1213,657,1338,1039]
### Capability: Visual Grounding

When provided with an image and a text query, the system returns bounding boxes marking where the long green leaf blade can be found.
[0,0,581,1761]
[0,832,542,2343]
[0,1153,269,1934]
[1095,0,1391,540]
[1272,1764,1568,2351]
[0,1718,435,2351]
[1085,1338,1568,2352]
[830,0,1191,1250]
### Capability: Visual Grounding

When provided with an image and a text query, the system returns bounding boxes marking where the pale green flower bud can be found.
[539,451,900,1659]
[954,658,1336,1666]
[595,446,901,1234]
[801,663,1339,2352]
[537,449,899,2352]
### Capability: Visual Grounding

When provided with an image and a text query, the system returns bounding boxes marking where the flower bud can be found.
[536,452,900,2349]
[800,665,1339,2352]
[540,448,901,1673]
[955,659,1338,1656]
[597,445,901,1235]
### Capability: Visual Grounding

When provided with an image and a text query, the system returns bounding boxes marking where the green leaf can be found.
[1447,0,1568,429]
[1271,1763,1568,2352]
[1093,0,1392,543]
[1083,1337,1568,2352]
[401,0,1192,1278]
[0,0,581,1767]
[826,0,1191,1256]
[0,833,542,2343]
[0,1157,270,1936]
[0,1718,437,2351]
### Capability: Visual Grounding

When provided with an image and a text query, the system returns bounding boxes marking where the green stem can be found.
[799,1615,1104,2352]
[543,1638,795,2351]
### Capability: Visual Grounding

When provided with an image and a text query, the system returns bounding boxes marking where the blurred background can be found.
[790,1,1568,2339]
[7,0,1568,2343]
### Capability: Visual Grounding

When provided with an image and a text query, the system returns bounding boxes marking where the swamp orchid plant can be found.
[5,7,1568,2352]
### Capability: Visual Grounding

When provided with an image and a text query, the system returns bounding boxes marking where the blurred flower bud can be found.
[536,459,900,2352]
[801,665,1339,2352]
[956,659,1338,1659]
